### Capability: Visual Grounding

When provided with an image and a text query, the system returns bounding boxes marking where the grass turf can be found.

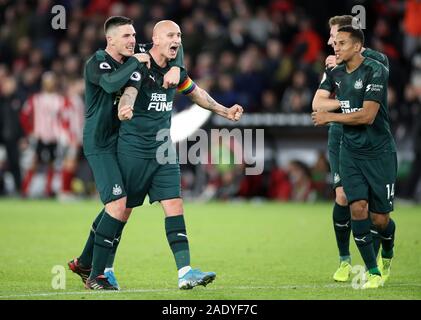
[0,199,420,300]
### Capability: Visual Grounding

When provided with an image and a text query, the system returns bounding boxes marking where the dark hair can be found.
[104,16,133,34]
[337,25,364,46]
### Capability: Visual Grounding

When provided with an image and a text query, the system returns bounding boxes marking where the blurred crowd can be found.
[0,0,420,202]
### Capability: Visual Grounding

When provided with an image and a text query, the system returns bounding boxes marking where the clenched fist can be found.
[325,55,337,68]
[226,104,244,121]
[163,66,180,89]
[118,105,134,121]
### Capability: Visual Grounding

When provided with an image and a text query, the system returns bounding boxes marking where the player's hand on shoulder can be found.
[226,104,244,121]
[325,55,337,68]
[163,67,180,89]
[133,53,151,69]
[118,105,134,121]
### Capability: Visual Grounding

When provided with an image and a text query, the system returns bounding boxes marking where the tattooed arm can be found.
[187,85,243,121]
[118,86,138,121]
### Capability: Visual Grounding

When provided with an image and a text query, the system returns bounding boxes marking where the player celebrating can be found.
[116,20,243,290]
[312,26,396,289]
[315,15,390,282]
[68,16,184,290]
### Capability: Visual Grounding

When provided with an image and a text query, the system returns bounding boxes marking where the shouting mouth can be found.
[169,45,179,56]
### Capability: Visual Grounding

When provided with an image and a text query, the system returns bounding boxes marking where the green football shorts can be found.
[340,147,397,214]
[86,153,126,205]
[327,124,343,189]
[117,153,181,208]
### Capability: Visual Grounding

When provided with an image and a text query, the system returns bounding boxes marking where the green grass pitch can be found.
[0,199,420,300]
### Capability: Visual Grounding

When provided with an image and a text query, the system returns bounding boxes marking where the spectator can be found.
[287,160,316,202]
[20,72,65,197]
[0,76,24,195]
[403,0,421,59]
[212,74,242,108]
[57,78,84,201]
[261,89,280,113]
[234,48,265,112]
[280,70,312,113]
[291,18,322,65]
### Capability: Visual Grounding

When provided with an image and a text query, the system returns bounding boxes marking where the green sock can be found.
[370,223,381,259]
[351,218,377,270]
[380,219,395,259]
[332,203,351,257]
[368,267,381,275]
[90,212,122,279]
[165,215,190,270]
[105,221,127,268]
[79,209,104,268]
[340,255,351,263]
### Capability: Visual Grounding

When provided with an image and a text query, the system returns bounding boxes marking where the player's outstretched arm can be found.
[186,85,243,121]
[312,89,340,111]
[118,86,138,121]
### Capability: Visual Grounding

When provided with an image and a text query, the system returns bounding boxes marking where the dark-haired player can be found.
[312,26,396,289]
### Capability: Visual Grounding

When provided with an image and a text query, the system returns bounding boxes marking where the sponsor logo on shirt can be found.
[148,93,173,111]
[365,84,383,92]
[339,100,360,113]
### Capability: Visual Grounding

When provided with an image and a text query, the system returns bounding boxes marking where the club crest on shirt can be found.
[354,79,363,89]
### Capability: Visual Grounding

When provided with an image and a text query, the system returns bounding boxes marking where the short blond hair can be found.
[328,15,354,28]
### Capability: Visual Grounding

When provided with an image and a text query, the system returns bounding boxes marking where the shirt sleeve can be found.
[85,56,142,94]
[318,68,335,92]
[124,64,148,91]
[363,65,388,104]
[177,70,196,95]
[362,48,389,69]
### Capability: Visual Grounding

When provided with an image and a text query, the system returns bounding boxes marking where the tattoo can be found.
[189,86,228,117]
[118,86,138,111]
[206,92,227,116]
[206,93,217,109]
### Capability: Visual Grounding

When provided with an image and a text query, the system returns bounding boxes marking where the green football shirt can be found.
[118,57,195,159]
[83,50,143,155]
[83,47,185,156]
[328,47,389,134]
[320,57,396,158]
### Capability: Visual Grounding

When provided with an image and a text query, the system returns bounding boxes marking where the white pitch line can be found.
[1,283,420,299]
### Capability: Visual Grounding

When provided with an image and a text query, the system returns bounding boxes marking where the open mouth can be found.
[169,45,179,55]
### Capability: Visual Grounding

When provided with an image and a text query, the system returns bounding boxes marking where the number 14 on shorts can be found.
[386,183,395,206]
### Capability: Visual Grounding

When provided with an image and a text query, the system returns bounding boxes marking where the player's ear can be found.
[354,41,361,53]
[106,34,114,47]
[152,35,159,46]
